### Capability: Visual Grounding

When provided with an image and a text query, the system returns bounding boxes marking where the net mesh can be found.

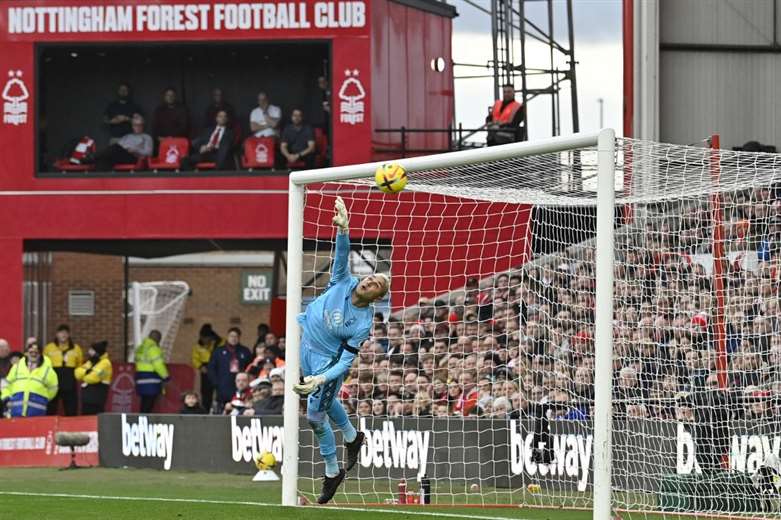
[294,137,781,517]
[130,281,189,361]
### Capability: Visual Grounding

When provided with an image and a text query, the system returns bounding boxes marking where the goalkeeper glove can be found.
[293,375,326,395]
[332,196,349,233]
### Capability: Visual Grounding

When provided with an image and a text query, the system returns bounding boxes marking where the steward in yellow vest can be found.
[1,340,58,417]
[192,323,223,413]
[75,340,113,415]
[42,324,83,416]
[134,330,169,413]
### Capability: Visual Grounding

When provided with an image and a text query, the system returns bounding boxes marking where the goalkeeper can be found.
[293,196,390,504]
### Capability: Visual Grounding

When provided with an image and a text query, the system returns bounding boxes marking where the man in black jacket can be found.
[104,82,144,143]
[280,109,316,169]
[184,110,234,170]
[253,380,284,416]
[676,383,731,473]
[207,327,252,412]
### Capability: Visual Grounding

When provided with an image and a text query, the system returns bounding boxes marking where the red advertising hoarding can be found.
[107,363,195,414]
[0,415,98,467]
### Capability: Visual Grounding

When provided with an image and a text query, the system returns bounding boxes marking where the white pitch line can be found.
[0,491,530,520]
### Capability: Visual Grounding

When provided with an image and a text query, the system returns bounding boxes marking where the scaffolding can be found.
[459,0,580,137]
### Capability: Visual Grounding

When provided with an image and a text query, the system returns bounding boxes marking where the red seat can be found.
[113,157,148,172]
[53,159,95,173]
[241,137,275,170]
[195,162,216,170]
[148,137,189,171]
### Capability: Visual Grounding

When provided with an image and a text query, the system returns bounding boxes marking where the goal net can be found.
[283,131,781,518]
[128,281,190,361]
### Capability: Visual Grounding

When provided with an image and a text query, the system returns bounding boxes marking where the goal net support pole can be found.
[710,134,729,391]
[131,282,143,362]
[282,129,617,516]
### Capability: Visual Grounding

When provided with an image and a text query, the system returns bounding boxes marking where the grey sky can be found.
[449,0,623,139]
[452,0,622,42]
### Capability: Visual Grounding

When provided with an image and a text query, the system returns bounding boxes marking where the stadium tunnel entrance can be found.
[22,237,392,364]
[23,238,289,365]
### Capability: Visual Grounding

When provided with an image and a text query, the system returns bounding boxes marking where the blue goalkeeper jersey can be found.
[297,231,373,382]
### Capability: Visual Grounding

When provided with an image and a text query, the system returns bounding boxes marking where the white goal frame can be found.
[282,128,616,519]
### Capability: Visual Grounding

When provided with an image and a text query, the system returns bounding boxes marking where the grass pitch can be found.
[0,467,732,520]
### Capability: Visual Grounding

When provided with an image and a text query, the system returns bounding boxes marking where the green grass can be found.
[0,467,745,520]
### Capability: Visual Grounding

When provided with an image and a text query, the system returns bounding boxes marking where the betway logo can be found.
[677,423,781,475]
[358,418,430,478]
[121,414,174,470]
[509,420,592,492]
[231,416,283,463]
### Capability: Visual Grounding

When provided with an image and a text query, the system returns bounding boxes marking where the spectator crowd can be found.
[0,322,289,418]
[4,186,781,424]
[329,185,781,424]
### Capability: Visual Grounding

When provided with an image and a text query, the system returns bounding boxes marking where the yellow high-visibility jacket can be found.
[76,353,112,408]
[192,338,224,370]
[75,354,113,385]
[134,338,168,396]
[43,341,83,392]
[1,356,58,417]
[43,341,84,368]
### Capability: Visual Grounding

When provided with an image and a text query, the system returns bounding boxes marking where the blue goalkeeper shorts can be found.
[300,340,344,414]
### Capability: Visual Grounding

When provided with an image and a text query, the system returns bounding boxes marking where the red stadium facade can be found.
[0,1,532,355]
[0,0,463,348]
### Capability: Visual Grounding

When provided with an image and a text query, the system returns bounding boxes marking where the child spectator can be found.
[180,391,207,415]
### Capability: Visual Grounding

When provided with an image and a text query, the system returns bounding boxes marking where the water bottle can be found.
[398,479,407,504]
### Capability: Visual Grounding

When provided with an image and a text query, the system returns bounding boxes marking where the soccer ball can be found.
[255,451,276,471]
[375,163,408,194]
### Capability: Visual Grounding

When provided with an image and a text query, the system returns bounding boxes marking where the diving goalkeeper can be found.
[293,196,390,504]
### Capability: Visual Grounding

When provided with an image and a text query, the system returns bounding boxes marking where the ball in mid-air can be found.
[255,451,276,471]
[375,163,408,194]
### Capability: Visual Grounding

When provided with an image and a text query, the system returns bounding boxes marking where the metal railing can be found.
[373,124,494,157]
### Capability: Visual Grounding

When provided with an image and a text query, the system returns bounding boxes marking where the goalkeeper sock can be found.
[342,423,357,444]
[310,416,339,476]
[324,454,340,478]
[328,399,357,443]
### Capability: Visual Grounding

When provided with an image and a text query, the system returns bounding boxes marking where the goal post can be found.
[282,128,617,514]
[594,128,617,520]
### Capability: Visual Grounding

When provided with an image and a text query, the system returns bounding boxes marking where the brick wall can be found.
[46,253,271,364]
[49,253,124,359]
[129,265,270,364]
